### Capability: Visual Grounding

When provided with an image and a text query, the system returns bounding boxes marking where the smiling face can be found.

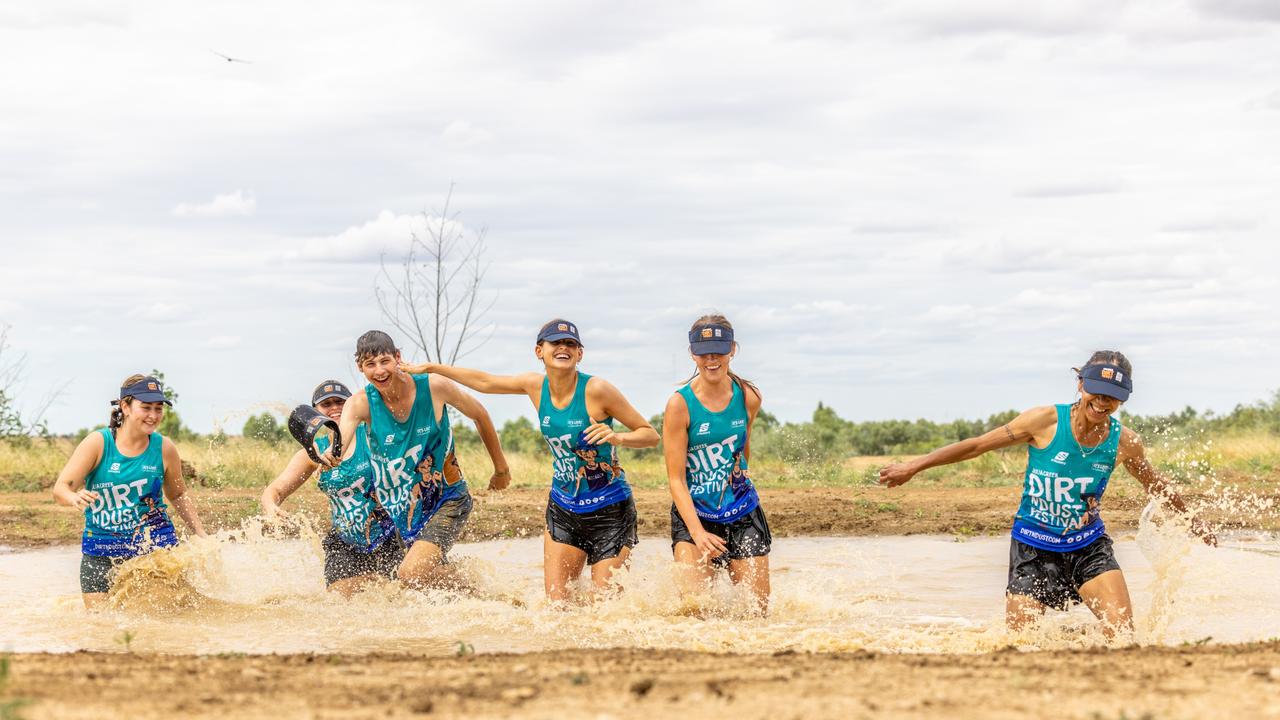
[535,339,583,371]
[357,351,401,389]
[121,398,166,434]
[691,347,735,383]
[1076,383,1123,424]
[315,396,346,422]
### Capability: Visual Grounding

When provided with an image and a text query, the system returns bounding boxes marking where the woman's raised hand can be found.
[877,463,916,488]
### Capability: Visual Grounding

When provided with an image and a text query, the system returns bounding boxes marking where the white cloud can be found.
[203,335,242,349]
[172,190,256,218]
[128,302,191,323]
[441,120,493,147]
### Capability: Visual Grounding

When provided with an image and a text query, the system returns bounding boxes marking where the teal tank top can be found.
[679,381,758,522]
[367,373,467,542]
[315,426,395,551]
[1012,403,1121,551]
[82,428,178,557]
[538,373,631,513]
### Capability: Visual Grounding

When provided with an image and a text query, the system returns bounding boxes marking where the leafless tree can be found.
[0,324,63,438]
[374,186,496,363]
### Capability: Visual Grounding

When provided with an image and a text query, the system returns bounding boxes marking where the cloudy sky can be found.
[2,0,1278,434]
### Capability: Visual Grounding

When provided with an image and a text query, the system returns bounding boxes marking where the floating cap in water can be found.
[537,319,581,345]
[311,380,352,405]
[120,376,171,405]
[288,404,342,463]
[1079,363,1132,401]
[689,323,734,355]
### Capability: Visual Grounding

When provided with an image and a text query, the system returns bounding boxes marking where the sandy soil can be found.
[5,644,1279,720]
[3,484,1266,549]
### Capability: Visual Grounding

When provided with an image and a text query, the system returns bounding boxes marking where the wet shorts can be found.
[410,494,473,555]
[670,504,772,567]
[80,554,126,594]
[545,497,639,565]
[1006,534,1122,609]
[322,532,406,586]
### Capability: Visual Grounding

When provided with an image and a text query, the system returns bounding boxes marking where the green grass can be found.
[3,429,1277,494]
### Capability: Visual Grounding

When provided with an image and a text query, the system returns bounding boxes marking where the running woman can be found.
[319,331,509,590]
[878,351,1216,638]
[52,374,207,608]
[664,314,770,614]
[400,319,659,602]
[262,380,402,596]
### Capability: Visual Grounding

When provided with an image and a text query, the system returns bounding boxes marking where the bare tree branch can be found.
[372,185,496,364]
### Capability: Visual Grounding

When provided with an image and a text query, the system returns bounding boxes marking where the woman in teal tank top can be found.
[401,318,659,603]
[664,314,771,615]
[262,380,403,597]
[879,351,1216,639]
[52,374,207,609]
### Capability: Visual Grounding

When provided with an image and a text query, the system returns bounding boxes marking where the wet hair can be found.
[354,330,398,363]
[686,314,759,398]
[1073,350,1133,379]
[109,373,148,436]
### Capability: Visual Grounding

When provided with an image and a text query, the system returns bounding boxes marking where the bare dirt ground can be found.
[2,484,1267,549]
[6,644,1280,720]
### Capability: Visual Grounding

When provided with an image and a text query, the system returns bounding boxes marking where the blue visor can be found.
[537,319,582,345]
[689,324,734,355]
[1079,363,1132,401]
[120,376,171,405]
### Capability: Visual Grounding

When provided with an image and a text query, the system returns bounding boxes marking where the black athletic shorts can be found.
[322,532,406,586]
[412,494,473,555]
[545,497,639,565]
[1006,534,1122,609]
[80,554,126,594]
[670,504,772,566]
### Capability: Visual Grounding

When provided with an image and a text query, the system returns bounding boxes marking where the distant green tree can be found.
[452,420,481,450]
[499,416,547,455]
[148,369,194,440]
[243,412,287,444]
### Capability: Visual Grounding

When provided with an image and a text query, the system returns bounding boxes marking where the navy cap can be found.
[120,376,171,405]
[689,323,735,355]
[1079,364,1132,401]
[537,319,582,345]
[312,380,353,405]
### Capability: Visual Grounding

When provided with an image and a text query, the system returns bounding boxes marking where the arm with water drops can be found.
[878,406,1053,487]
[1120,428,1216,546]
[432,375,511,490]
[162,438,207,537]
[582,378,659,449]
[52,431,105,510]
[319,391,370,468]
[261,449,319,521]
[664,392,727,559]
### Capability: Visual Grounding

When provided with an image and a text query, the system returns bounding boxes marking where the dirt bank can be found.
[2,484,1270,549]
[5,643,1279,719]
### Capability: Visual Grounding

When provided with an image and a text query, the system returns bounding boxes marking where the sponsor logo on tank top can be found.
[1051,451,1069,464]
[384,434,395,444]
[542,416,551,426]
[696,422,710,435]
[731,419,746,428]
[109,462,121,473]
[568,419,584,427]
[1092,462,1111,472]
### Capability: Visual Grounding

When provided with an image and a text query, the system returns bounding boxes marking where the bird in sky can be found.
[210,49,252,64]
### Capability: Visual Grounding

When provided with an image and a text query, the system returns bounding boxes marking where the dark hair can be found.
[1074,350,1132,379]
[354,330,398,363]
[686,314,759,398]
[109,373,148,436]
